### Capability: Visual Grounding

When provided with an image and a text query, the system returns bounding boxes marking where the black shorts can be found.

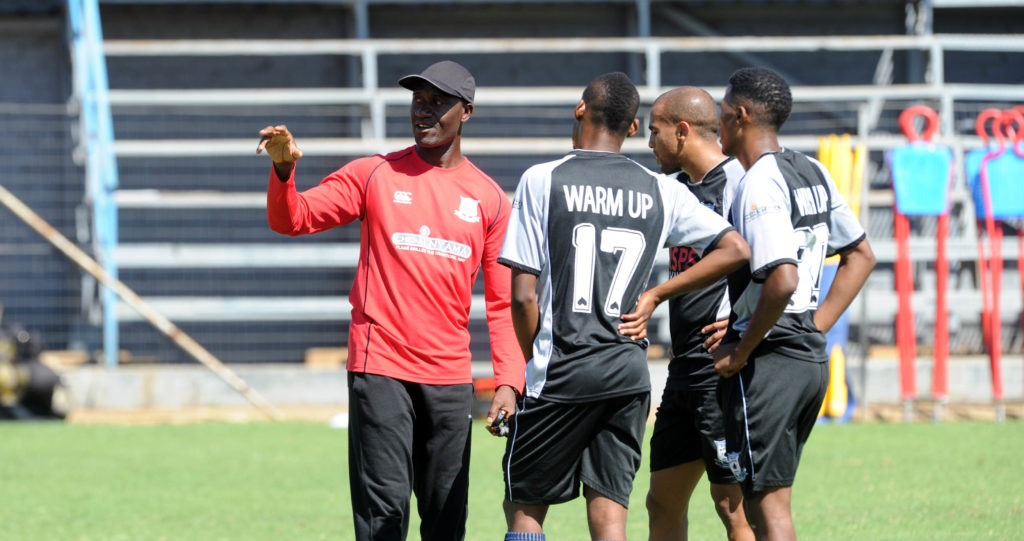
[717,353,828,496]
[649,387,736,484]
[503,392,650,508]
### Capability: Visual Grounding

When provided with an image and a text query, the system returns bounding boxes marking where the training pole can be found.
[0,183,283,420]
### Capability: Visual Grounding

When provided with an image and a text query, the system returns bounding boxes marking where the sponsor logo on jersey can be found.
[393,190,413,205]
[392,225,472,262]
[668,246,698,272]
[454,196,481,223]
[744,203,783,223]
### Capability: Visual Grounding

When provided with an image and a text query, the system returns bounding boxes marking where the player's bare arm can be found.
[509,269,539,362]
[257,124,304,178]
[496,268,539,422]
[618,230,748,340]
[713,262,798,377]
[814,238,876,334]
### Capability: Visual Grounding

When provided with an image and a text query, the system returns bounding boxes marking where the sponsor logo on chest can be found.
[668,246,699,272]
[392,225,473,262]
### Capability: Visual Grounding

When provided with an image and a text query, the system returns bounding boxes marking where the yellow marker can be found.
[815,135,864,419]
[826,344,849,417]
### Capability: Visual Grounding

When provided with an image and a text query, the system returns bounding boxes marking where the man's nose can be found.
[414,103,433,117]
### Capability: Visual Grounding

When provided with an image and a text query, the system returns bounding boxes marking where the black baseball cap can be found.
[398,60,475,103]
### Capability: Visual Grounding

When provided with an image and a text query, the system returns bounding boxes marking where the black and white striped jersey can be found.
[499,149,733,402]
[726,149,866,362]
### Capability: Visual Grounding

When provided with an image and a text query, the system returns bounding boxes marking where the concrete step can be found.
[53,356,1024,414]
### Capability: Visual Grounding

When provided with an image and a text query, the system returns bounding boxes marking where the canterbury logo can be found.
[393,191,413,204]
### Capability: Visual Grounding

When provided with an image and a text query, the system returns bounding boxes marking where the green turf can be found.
[0,419,1021,540]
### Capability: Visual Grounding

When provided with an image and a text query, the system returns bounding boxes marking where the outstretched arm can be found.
[618,230,749,340]
[262,124,369,236]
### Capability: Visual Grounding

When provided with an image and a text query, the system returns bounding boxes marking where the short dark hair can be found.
[727,67,792,131]
[582,72,639,135]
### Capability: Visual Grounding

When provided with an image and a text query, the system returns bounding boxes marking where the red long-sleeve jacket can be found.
[267,146,525,392]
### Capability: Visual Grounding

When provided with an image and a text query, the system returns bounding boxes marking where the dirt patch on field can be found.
[66,405,347,425]
[853,401,1024,423]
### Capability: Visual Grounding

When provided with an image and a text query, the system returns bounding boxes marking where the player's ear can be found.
[735,104,751,126]
[676,120,690,139]
[574,100,586,122]
[460,101,473,123]
[627,117,640,137]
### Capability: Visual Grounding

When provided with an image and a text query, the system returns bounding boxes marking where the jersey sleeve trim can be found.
[699,226,737,259]
[751,257,797,282]
[358,158,392,221]
[828,232,867,257]
[498,257,541,275]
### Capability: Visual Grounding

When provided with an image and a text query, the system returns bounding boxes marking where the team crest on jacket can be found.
[454,196,481,223]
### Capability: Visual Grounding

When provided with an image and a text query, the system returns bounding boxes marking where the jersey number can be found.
[571,224,646,317]
[788,223,829,312]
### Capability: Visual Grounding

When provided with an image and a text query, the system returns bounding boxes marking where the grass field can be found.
[1,419,1022,540]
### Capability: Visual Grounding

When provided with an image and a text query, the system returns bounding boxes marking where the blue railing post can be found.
[67,0,120,367]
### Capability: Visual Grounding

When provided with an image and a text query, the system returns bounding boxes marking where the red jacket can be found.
[267,146,525,392]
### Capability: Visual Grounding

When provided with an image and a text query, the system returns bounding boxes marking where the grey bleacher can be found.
[1,0,1022,365]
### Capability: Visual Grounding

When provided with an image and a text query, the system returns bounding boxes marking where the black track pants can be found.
[348,372,473,541]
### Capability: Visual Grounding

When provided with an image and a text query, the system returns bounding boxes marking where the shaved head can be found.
[648,86,728,177]
[652,86,719,141]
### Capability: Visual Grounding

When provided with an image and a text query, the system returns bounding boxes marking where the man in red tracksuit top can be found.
[258,60,525,541]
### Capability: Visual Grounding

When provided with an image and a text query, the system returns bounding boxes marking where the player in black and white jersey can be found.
[497,73,750,541]
[618,87,754,541]
[713,68,876,541]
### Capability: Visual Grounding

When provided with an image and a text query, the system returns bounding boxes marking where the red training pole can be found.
[1018,228,1024,398]
[894,210,917,401]
[989,225,1004,403]
[977,220,992,352]
[932,213,949,401]
[979,151,1005,404]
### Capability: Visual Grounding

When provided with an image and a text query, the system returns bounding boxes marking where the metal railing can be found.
[67,0,121,366]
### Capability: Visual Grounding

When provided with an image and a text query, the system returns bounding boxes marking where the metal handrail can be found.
[67,0,121,367]
[101,34,1024,55]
